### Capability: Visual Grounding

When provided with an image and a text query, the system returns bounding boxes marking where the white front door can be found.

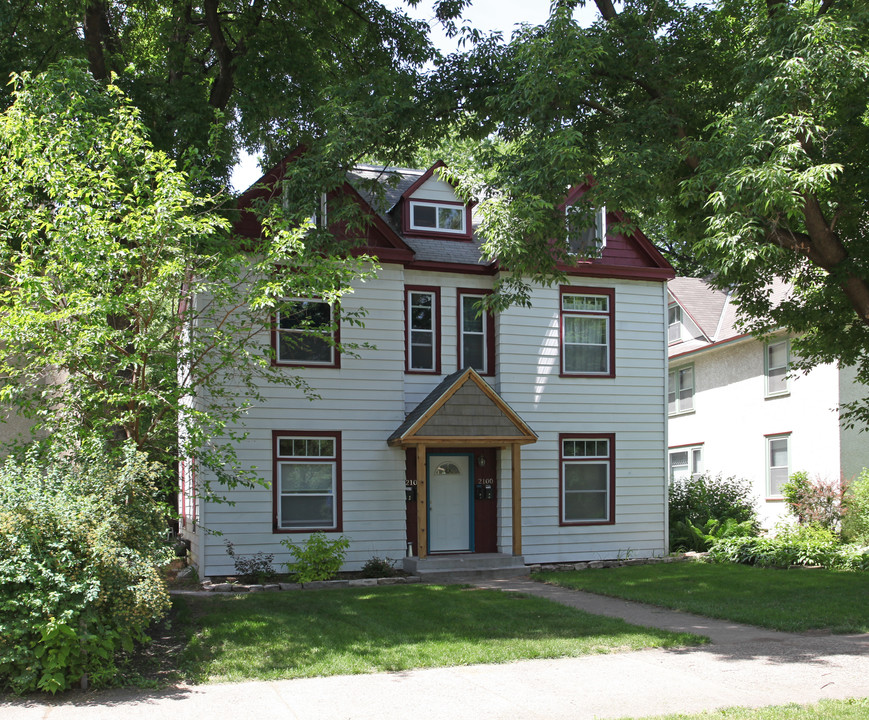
[428,454,472,553]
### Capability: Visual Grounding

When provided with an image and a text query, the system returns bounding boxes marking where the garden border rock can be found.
[195,553,705,593]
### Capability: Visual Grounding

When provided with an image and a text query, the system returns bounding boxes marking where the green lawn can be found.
[535,562,869,633]
[176,584,702,683]
[619,698,869,720]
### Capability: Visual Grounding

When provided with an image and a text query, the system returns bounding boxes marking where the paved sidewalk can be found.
[3,578,868,720]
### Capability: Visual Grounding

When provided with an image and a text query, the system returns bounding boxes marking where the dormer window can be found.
[668,304,683,344]
[566,205,606,257]
[409,200,466,234]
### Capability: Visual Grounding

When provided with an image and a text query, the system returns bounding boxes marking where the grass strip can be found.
[535,562,869,633]
[616,697,869,720]
[178,584,702,683]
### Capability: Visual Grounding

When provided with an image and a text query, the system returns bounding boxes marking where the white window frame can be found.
[668,445,703,482]
[765,338,790,397]
[668,304,683,344]
[407,288,438,372]
[459,293,488,374]
[766,434,790,498]
[566,204,607,257]
[668,365,694,415]
[561,290,612,376]
[408,200,466,234]
[560,435,614,524]
[275,434,339,531]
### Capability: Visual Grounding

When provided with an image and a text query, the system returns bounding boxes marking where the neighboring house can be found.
[180,158,676,577]
[667,277,867,529]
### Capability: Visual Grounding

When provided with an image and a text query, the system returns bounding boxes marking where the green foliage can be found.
[669,473,759,551]
[360,556,398,578]
[0,444,172,694]
[842,469,869,544]
[280,532,350,583]
[0,62,376,497]
[223,540,276,584]
[783,471,848,533]
[709,524,869,570]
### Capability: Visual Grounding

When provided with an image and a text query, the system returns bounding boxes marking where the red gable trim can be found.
[400,160,449,201]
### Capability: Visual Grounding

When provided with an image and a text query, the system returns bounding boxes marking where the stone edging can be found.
[199,576,422,593]
[529,552,708,573]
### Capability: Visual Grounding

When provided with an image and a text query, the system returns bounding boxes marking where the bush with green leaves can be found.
[281,532,350,583]
[224,540,276,584]
[842,468,869,544]
[669,473,758,551]
[0,444,172,694]
[782,471,847,533]
[360,556,397,578]
[708,523,869,569]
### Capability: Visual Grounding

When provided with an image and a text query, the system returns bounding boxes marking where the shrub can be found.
[782,471,847,533]
[281,532,350,583]
[360,556,397,578]
[223,540,276,584]
[0,444,172,694]
[842,468,869,544]
[669,473,758,551]
[709,524,842,568]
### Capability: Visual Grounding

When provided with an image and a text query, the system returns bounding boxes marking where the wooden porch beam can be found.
[416,444,427,559]
[511,443,522,557]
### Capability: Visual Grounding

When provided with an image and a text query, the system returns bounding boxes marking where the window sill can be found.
[273,526,341,534]
[559,519,615,527]
[764,391,790,400]
[765,497,786,503]
[668,408,696,418]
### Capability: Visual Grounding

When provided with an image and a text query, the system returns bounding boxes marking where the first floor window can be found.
[560,287,614,376]
[669,445,703,481]
[274,431,341,531]
[560,434,615,525]
[275,299,337,366]
[767,434,790,498]
[668,365,694,414]
[765,339,789,397]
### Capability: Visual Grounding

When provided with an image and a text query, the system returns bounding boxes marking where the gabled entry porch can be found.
[387,368,538,573]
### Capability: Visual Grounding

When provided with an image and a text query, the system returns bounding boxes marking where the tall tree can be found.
[436,0,869,426]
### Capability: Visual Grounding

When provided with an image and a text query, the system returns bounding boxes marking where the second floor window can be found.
[275,299,337,367]
[560,287,614,377]
[458,291,494,375]
[668,366,694,414]
[406,287,440,373]
[668,304,683,344]
[765,339,789,397]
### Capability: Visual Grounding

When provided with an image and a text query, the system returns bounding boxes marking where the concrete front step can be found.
[403,553,530,583]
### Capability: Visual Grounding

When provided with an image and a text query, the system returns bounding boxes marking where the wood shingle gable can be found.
[387,368,537,448]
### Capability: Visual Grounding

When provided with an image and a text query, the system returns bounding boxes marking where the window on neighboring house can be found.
[560,434,615,525]
[668,304,683,344]
[668,365,694,414]
[406,286,440,373]
[669,445,703,482]
[560,287,615,377]
[274,299,338,367]
[566,204,607,257]
[409,200,466,234]
[766,433,790,498]
[458,290,494,375]
[765,339,789,397]
[273,431,341,531]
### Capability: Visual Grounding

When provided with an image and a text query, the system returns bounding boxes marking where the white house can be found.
[179,159,676,577]
[667,277,867,529]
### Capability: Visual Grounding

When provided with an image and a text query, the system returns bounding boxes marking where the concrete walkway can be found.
[3,578,868,720]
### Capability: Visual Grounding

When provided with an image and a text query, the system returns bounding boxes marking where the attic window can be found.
[566,205,606,257]
[409,200,466,234]
[668,305,683,344]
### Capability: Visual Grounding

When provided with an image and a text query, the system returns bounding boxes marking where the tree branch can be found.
[203,0,236,110]
[83,1,110,80]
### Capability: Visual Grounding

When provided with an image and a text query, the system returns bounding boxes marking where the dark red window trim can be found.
[403,199,473,241]
[272,430,343,534]
[405,285,441,375]
[559,285,616,378]
[270,298,341,369]
[456,288,495,376]
[558,432,616,527]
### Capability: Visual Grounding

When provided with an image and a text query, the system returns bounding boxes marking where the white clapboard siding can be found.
[410,175,458,203]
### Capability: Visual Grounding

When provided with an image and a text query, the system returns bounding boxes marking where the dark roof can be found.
[388,369,465,444]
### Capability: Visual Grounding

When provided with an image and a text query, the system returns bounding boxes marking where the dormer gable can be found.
[399,160,474,241]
